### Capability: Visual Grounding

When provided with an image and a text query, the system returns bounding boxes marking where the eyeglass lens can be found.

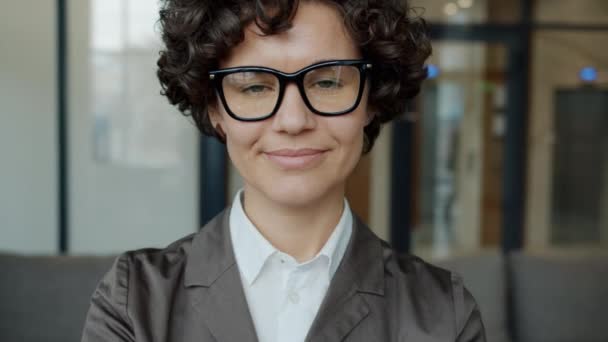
[221,65,361,119]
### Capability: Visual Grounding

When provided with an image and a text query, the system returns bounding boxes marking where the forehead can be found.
[220,2,361,71]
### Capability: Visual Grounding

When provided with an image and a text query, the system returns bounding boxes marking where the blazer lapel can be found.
[305,215,385,342]
[183,208,258,342]
[180,209,385,342]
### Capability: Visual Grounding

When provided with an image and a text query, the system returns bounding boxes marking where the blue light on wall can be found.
[579,66,598,82]
[427,64,440,79]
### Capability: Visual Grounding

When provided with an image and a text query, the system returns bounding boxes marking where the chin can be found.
[259,177,338,209]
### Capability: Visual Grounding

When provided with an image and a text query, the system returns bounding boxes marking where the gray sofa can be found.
[1,250,607,342]
[0,254,115,342]
[435,250,608,342]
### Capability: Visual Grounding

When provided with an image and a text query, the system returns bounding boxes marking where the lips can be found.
[264,148,328,170]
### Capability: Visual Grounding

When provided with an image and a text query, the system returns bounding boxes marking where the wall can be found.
[0,0,58,253]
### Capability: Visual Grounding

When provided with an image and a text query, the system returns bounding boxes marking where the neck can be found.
[242,185,346,263]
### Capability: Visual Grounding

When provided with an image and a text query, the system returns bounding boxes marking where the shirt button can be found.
[288,291,300,304]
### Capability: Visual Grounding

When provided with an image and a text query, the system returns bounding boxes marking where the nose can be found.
[271,83,316,135]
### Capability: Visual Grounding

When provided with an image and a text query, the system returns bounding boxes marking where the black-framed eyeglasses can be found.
[209,59,372,121]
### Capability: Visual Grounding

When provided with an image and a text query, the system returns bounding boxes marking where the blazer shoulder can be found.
[396,253,453,289]
[371,234,455,293]
[383,248,486,340]
[82,232,203,341]
[121,231,198,281]
[391,251,475,306]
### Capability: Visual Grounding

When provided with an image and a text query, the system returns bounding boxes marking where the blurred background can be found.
[1,0,607,342]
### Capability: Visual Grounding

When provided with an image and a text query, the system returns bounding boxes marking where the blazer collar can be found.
[342,213,385,296]
[184,206,385,294]
[184,207,235,288]
[182,206,385,342]
[304,214,385,341]
[182,207,258,342]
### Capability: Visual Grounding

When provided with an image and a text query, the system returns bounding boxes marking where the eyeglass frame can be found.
[208,59,372,122]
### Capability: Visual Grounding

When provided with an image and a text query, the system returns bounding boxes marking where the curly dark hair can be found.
[157,0,431,153]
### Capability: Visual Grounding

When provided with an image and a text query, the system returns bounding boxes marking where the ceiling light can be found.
[457,0,473,9]
[444,2,459,16]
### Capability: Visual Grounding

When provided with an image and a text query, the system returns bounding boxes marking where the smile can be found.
[263,148,328,170]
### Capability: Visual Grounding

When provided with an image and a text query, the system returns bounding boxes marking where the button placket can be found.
[286,264,305,307]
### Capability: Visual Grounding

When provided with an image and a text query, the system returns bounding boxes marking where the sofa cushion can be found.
[433,250,510,342]
[0,253,116,342]
[510,250,608,342]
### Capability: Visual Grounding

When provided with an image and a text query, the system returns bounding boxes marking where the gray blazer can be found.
[81,208,486,342]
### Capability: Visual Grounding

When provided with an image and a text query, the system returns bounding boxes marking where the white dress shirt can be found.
[229,189,353,342]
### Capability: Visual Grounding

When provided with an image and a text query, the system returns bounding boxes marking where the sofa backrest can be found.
[0,253,116,342]
[4,249,606,342]
[509,250,608,342]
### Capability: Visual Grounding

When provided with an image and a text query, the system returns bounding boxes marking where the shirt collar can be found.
[229,190,276,285]
[229,189,353,286]
[317,199,352,278]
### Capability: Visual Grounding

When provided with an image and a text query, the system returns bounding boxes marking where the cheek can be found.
[340,126,364,156]
[223,121,264,168]
[343,129,365,171]
[334,108,367,147]
[326,113,367,169]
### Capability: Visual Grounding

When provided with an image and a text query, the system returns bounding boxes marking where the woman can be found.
[82,0,486,341]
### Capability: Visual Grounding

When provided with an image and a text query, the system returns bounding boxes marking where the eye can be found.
[242,84,273,94]
[314,79,342,89]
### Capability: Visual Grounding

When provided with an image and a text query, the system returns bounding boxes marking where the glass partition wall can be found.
[411,42,508,258]
[2,0,607,255]
[67,0,200,254]
[405,0,608,256]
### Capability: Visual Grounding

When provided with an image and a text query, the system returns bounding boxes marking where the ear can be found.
[207,105,227,142]
[364,107,377,126]
[207,104,222,127]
